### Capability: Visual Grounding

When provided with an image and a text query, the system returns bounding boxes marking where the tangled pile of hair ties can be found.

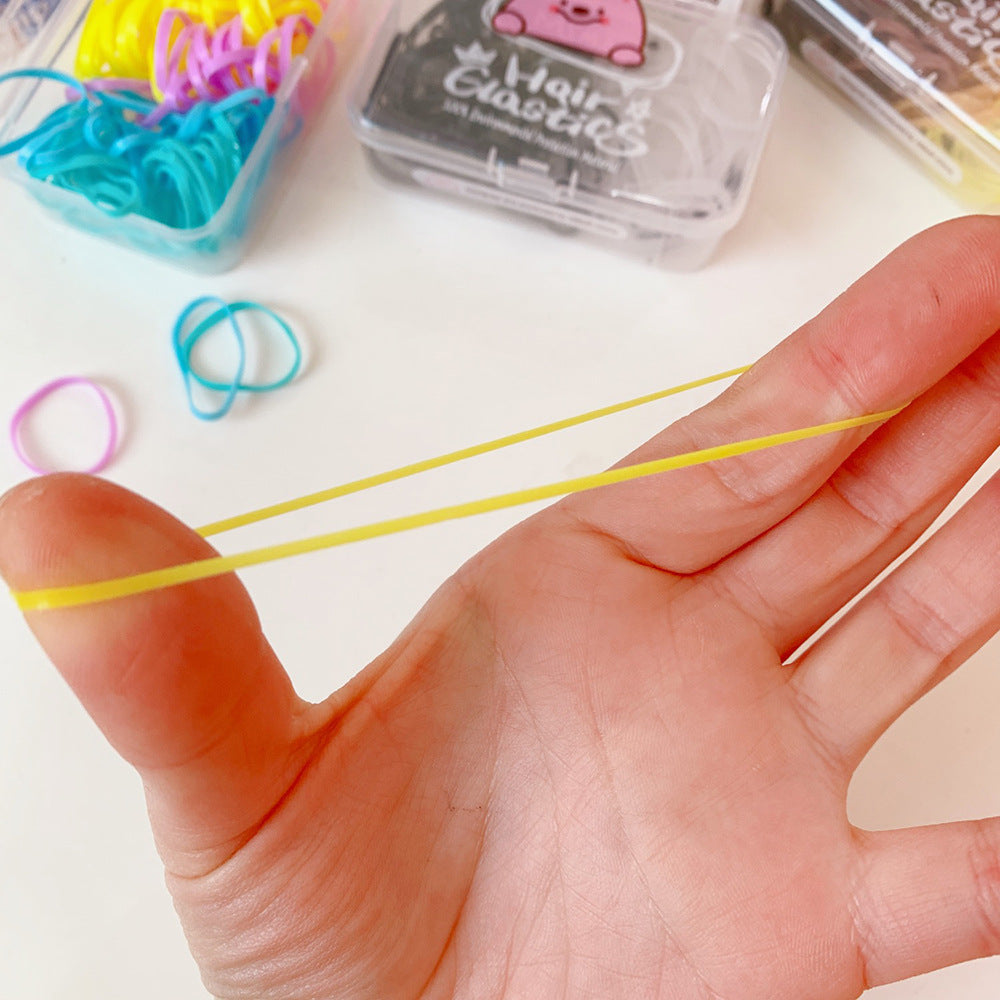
[0,0,330,227]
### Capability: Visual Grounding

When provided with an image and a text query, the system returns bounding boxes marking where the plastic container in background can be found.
[767,0,1000,208]
[0,0,64,68]
[348,0,787,269]
[0,0,359,271]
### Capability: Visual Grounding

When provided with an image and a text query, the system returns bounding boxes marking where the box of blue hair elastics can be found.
[0,0,359,271]
[348,0,788,268]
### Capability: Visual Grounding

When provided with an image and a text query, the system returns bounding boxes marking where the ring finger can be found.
[788,465,1000,769]
[706,332,1000,658]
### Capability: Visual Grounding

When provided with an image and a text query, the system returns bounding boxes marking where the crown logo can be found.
[453,40,498,68]
[625,97,652,122]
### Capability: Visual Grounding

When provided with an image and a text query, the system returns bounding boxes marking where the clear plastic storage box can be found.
[348,0,787,268]
[0,0,358,271]
[768,0,1000,207]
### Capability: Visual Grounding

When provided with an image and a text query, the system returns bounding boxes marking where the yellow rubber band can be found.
[197,365,753,536]
[11,407,901,612]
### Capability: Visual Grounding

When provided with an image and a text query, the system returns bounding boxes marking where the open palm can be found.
[5,218,1000,1000]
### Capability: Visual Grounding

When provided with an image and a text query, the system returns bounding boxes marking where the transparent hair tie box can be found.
[0,0,62,64]
[767,0,1000,207]
[347,0,788,269]
[0,0,358,272]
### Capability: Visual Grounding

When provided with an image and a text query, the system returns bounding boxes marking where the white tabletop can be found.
[2,54,999,999]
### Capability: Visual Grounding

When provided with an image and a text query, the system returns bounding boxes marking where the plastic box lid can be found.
[768,0,1000,205]
[0,0,63,69]
[348,0,787,268]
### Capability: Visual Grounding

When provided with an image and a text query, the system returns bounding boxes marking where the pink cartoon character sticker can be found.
[492,0,647,66]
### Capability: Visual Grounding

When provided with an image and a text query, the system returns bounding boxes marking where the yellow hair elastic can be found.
[10,365,902,612]
[197,365,754,536]
[75,0,328,80]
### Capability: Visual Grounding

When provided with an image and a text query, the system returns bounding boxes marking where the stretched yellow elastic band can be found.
[196,365,753,536]
[12,406,901,612]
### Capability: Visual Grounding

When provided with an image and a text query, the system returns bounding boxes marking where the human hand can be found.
[4,217,1000,1000]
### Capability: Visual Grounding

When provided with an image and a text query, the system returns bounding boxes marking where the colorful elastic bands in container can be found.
[75,0,327,78]
[1,69,275,227]
[144,9,315,119]
[0,0,357,270]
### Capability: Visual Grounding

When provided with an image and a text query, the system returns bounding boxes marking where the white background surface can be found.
[2,35,1000,1000]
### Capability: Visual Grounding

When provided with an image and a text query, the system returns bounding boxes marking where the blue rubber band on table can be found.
[173,297,301,421]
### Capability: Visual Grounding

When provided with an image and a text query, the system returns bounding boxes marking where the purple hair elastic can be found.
[10,376,119,475]
[151,9,314,116]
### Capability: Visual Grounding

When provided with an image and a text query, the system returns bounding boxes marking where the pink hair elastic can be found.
[10,376,119,475]
[149,9,313,119]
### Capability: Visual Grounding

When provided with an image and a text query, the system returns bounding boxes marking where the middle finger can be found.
[706,333,1000,659]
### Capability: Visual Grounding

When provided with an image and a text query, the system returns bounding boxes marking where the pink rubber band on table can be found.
[10,377,119,475]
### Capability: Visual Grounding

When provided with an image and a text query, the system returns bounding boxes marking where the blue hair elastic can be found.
[0,70,275,228]
[0,69,87,156]
[173,297,302,420]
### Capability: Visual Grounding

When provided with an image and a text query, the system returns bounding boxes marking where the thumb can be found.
[0,474,317,877]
